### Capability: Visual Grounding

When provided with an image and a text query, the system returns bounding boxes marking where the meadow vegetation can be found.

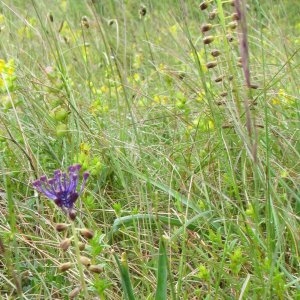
[0,0,299,299]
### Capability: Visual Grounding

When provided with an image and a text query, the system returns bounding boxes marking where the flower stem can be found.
[71,221,88,298]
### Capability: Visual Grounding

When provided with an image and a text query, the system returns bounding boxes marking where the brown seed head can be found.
[199,1,208,10]
[81,16,89,28]
[88,264,103,274]
[206,61,218,69]
[227,34,234,42]
[214,76,223,83]
[211,49,221,57]
[80,256,91,266]
[201,23,213,33]
[55,223,70,232]
[203,36,214,45]
[139,6,147,17]
[220,91,228,97]
[228,21,238,30]
[231,13,240,21]
[59,238,71,251]
[59,262,73,272]
[69,287,82,299]
[48,13,54,22]
[80,228,94,240]
[208,9,217,20]
[78,242,85,251]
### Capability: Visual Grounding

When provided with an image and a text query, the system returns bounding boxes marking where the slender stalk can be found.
[71,221,88,298]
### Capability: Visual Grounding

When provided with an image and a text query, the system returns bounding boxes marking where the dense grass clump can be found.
[0,0,299,299]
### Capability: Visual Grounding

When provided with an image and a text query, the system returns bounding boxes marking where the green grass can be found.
[0,0,299,299]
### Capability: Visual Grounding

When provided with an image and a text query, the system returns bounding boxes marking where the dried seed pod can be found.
[88,264,103,274]
[139,5,147,17]
[250,84,259,89]
[80,228,94,240]
[214,76,223,83]
[220,91,228,97]
[199,1,208,10]
[206,61,218,69]
[81,16,89,28]
[231,13,240,21]
[78,242,85,251]
[55,223,70,232]
[208,9,217,20]
[201,23,212,33]
[203,36,214,45]
[80,256,91,266]
[228,21,238,30]
[68,208,77,221]
[69,286,82,299]
[48,13,54,22]
[59,262,73,272]
[211,49,221,57]
[59,238,71,251]
[227,34,234,42]
[108,19,115,26]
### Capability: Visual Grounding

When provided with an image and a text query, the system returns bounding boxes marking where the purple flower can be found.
[33,164,89,220]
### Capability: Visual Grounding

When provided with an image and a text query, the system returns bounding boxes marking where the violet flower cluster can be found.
[32,164,89,220]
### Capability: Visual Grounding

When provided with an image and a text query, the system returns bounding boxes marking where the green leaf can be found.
[155,238,168,300]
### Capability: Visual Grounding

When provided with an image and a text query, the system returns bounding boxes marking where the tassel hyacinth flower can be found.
[33,164,89,220]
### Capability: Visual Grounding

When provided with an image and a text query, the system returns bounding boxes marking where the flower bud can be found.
[203,36,214,45]
[88,264,103,274]
[59,262,73,272]
[55,223,70,232]
[59,238,71,251]
[80,256,91,266]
